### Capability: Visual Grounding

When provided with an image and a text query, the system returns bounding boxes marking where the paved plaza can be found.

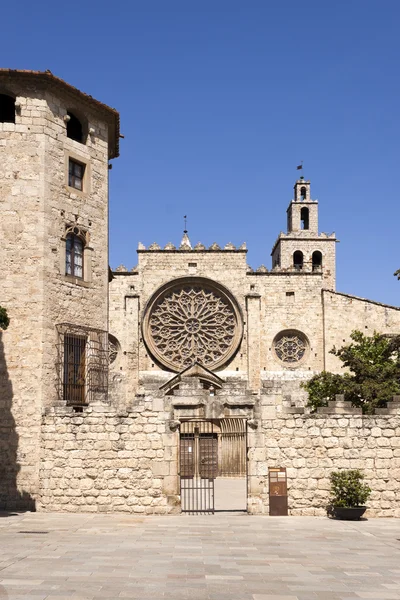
[0,512,400,600]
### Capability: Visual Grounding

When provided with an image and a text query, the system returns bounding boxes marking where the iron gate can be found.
[180,421,216,514]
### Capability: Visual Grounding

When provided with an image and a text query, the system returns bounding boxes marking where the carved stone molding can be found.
[143,277,243,372]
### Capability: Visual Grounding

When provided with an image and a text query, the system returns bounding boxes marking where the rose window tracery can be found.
[274,330,308,364]
[143,279,242,372]
[108,335,120,365]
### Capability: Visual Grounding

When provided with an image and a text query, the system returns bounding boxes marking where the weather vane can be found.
[184,215,187,233]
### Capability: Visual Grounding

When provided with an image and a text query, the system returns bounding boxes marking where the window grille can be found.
[56,323,108,406]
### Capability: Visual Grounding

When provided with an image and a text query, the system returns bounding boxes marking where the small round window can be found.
[273,330,308,364]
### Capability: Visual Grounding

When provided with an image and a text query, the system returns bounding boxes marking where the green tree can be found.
[0,306,9,330]
[302,330,400,414]
[394,269,400,280]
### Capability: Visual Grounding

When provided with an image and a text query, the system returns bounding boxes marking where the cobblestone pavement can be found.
[0,512,400,600]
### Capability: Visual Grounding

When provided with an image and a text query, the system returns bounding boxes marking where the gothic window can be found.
[143,278,243,372]
[66,111,85,143]
[65,228,85,278]
[293,250,303,270]
[68,159,85,191]
[274,330,308,364]
[312,250,323,271]
[300,207,309,230]
[0,94,15,123]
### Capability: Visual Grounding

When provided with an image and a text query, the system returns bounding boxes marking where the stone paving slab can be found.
[0,513,400,599]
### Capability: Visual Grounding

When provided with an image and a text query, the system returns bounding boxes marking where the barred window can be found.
[57,324,108,406]
[66,233,84,278]
[63,334,86,405]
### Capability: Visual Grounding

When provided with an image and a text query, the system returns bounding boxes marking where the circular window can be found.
[273,330,308,364]
[108,334,120,366]
[142,277,243,372]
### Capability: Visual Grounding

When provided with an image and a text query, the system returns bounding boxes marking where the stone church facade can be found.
[1,70,400,516]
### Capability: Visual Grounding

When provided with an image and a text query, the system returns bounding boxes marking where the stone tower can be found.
[0,70,119,509]
[271,177,337,288]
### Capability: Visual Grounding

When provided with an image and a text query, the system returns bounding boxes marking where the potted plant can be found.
[327,469,371,520]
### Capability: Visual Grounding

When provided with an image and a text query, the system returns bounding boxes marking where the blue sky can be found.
[2,0,399,305]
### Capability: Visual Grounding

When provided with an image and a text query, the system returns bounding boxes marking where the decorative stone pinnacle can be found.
[115,264,127,272]
[137,242,146,250]
[148,242,161,250]
[209,242,221,250]
[180,231,192,249]
[164,242,176,250]
[194,242,206,250]
[256,265,268,273]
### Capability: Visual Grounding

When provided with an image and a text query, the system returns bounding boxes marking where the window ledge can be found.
[62,275,92,288]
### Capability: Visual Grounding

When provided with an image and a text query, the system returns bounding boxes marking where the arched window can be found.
[293,251,303,270]
[66,111,85,143]
[300,186,307,201]
[66,230,85,278]
[312,250,322,271]
[0,94,16,123]
[300,207,309,230]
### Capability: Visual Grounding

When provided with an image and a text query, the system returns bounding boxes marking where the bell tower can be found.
[287,178,318,234]
[271,178,337,289]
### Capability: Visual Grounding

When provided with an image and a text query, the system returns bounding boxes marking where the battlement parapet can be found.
[137,241,247,252]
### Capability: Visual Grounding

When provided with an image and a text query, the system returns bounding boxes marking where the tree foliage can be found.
[0,306,9,330]
[394,269,400,280]
[329,469,371,507]
[302,330,400,413]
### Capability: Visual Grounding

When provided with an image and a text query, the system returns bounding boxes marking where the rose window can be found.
[108,334,120,365]
[143,278,242,372]
[274,330,308,364]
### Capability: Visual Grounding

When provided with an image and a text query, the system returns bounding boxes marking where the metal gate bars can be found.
[180,420,217,514]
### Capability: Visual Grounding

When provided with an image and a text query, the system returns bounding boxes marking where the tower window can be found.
[0,94,16,123]
[293,251,303,271]
[68,159,85,191]
[300,186,307,201]
[300,207,309,230]
[66,111,84,143]
[66,231,84,278]
[312,250,323,271]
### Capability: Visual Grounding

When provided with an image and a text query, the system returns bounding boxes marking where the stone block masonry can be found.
[39,397,400,516]
[39,405,179,514]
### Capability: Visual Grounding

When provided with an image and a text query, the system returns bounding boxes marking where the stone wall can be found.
[39,401,179,514]
[38,393,400,517]
[249,397,400,517]
[323,290,400,372]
